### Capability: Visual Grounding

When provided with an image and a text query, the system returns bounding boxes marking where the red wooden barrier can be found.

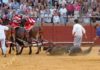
[42,24,100,45]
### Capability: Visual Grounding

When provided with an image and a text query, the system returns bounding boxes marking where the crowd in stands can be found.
[0,0,100,25]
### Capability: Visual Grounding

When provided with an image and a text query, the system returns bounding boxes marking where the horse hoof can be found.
[35,52,39,54]
[3,54,6,57]
[8,51,11,54]
[2,53,4,55]
[9,52,11,54]
[16,53,20,55]
[98,50,100,52]
[16,52,21,55]
[29,53,32,55]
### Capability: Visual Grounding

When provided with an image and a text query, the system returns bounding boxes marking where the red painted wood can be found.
[42,25,100,44]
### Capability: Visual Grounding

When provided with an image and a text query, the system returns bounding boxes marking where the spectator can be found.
[59,5,67,24]
[58,0,66,6]
[66,2,74,16]
[2,0,9,4]
[0,0,100,24]
[53,10,60,24]
[44,6,52,23]
[54,1,59,9]
[83,8,92,24]
[11,0,20,10]
[39,5,45,23]
[74,2,81,19]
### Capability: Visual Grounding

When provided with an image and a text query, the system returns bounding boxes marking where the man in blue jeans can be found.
[0,18,9,57]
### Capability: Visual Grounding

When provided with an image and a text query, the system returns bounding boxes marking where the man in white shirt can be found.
[69,19,87,55]
[53,10,60,24]
[72,19,87,47]
[0,19,9,57]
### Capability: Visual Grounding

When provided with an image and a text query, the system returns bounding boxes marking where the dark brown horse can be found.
[5,25,17,54]
[10,26,43,55]
[2,16,43,55]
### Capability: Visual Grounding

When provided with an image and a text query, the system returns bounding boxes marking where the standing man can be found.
[94,23,100,42]
[93,23,100,52]
[69,19,87,55]
[0,18,9,57]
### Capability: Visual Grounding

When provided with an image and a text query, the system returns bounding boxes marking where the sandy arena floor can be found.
[0,46,100,70]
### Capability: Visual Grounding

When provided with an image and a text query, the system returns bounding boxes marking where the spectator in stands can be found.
[32,7,38,20]
[59,5,67,24]
[50,6,57,16]
[49,6,57,23]
[0,0,100,24]
[2,0,9,4]
[47,0,52,8]
[44,6,52,23]
[39,5,45,23]
[53,10,60,24]
[83,8,92,24]
[74,2,81,19]
[91,0,97,12]
[10,0,20,10]
[54,1,59,9]
[67,0,74,4]
[82,1,88,14]
[58,0,66,6]
[95,7,100,22]
[66,2,74,16]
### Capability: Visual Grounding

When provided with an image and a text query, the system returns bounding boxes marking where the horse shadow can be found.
[43,43,93,56]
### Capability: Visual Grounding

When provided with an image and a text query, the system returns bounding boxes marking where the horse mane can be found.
[29,26,43,38]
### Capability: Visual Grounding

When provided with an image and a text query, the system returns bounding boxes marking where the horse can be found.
[10,26,43,55]
[0,17,16,54]
[2,18,27,55]
[2,16,44,55]
[5,25,17,54]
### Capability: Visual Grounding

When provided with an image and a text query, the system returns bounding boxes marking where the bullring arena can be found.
[0,46,100,70]
[0,24,100,70]
[0,0,100,70]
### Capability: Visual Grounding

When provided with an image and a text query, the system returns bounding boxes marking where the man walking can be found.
[0,18,9,57]
[69,19,87,55]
